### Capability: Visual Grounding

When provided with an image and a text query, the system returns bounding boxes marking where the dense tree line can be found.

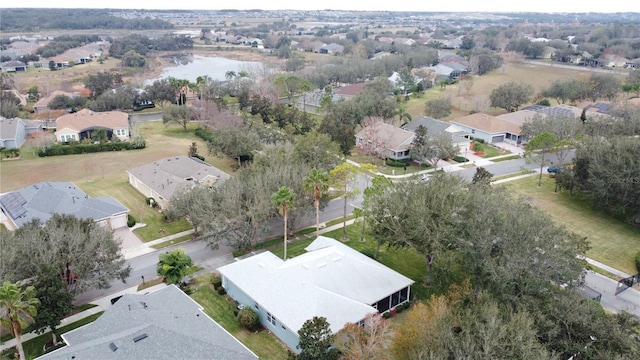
[0,9,173,31]
[109,34,193,59]
[35,34,101,59]
[358,174,640,359]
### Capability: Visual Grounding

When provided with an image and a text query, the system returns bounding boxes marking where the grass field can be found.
[0,121,235,240]
[403,59,627,121]
[502,176,640,274]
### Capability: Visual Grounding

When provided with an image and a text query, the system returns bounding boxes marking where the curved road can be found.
[76,151,639,317]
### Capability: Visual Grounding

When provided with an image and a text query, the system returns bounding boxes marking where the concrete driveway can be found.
[113,227,145,250]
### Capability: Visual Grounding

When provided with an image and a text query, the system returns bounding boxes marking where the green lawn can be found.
[502,176,640,274]
[190,275,289,360]
[480,144,509,158]
[1,313,104,360]
[0,120,241,241]
[491,154,522,162]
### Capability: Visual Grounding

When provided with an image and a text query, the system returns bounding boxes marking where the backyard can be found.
[0,120,235,241]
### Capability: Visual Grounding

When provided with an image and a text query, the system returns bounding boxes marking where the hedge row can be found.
[38,141,145,157]
[453,156,469,163]
[195,128,215,142]
[386,159,411,167]
[1,148,20,158]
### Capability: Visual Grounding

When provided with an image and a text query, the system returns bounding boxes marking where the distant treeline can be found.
[0,8,173,31]
[36,35,102,58]
[109,34,194,58]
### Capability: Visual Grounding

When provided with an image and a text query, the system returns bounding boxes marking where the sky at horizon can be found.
[4,1,640,14]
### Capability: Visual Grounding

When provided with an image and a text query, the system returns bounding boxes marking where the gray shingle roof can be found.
[522,104,583,118]
[0,182,128,228]
[403,116,469,144]
[38,285,258,360]
[0,117,25,141]
[126,156,230,202]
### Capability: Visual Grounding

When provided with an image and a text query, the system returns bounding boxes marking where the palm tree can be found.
[0,281,40,360]
[396,104,413,126]
[304,168,330,237]
[271,186,296,260]
[225,70,237,80]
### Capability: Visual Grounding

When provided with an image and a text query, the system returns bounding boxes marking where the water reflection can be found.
[149,54,263,83]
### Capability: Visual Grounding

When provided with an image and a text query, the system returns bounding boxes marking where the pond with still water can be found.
[150,54,263,83]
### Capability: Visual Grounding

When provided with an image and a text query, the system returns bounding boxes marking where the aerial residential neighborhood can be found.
[1,5,639,360]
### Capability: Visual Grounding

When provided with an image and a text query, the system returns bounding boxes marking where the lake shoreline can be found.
[140,48,283,82]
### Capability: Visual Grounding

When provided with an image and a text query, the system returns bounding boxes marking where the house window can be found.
[471,129,475,134]
[61,134,75,142]
[254,303,259,310]
[116,129,126,136]
[267,312,276,326]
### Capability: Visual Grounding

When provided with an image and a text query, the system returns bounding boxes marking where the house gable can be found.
[126,156,230,208]
[218,236,414,353]
[37,285,258,360]
[55,109,129,141]
[0,182,129,230]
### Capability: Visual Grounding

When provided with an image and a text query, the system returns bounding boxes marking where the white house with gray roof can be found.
[0,182,129,231]
[126,156,230,209]
[37,285,258,360]
[217,236,414,353]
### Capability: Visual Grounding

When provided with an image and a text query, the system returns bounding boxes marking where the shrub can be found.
[385,159,410,167]
[1,148,20,158]
[636,251,640,273]
[537,98,551,106]
[382,311,392,319]
[360,249,375,259]
[145,197,159,208]
[420,163,432,168]
[217,287,226,295]
[453,156,468,163]
[238,307,260,331]
[127,214,136,227]
[37,141,145,157]
[212,277,222,290]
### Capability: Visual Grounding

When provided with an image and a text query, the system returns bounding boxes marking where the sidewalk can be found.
[347,151,524,181]
[122,229,195,259]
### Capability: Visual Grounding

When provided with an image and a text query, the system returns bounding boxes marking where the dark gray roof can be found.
[0,182,128,228]
[38,285,258,360]
[297,89,341,107]
[403,115,469,144]
[522,104,582,118]
[126,156,230,203]
[0,117,25,141]
[0,60,26,68]
[584,102,612,114]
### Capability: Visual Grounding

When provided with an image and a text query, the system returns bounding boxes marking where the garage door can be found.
[110,213,128,229]
[491,135,505,143]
